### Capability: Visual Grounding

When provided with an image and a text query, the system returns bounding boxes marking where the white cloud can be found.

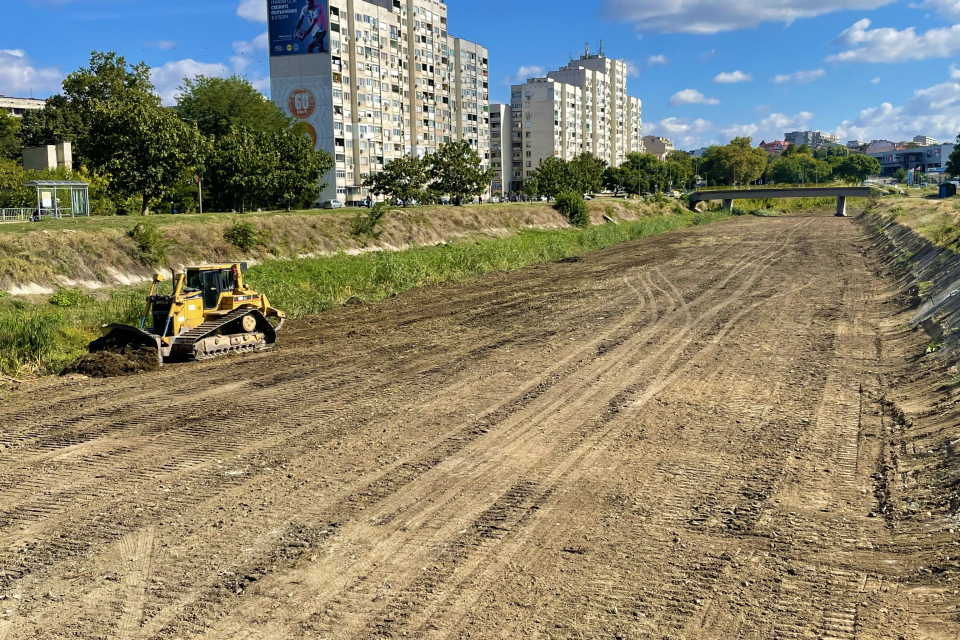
[914,0,960,17]
[504,65,544,85]
[754,104,772,114]
[713,70,752,83]
[0,48,63,97]
[237,0,267,23]
[834,69,960,143]
[827,19,960,63]
[669,89,720,106]
[659,117,712,134]
[626,61,641,77]
[231,31,269,73]
[772,69,826,84]
[599,0,894,34]
[648,54,668,66]
[699,49,716,60]
[951,64,960,80]
[158,40,177,51]
[721,111,814,143]
[150,59,231,105]
[872,76,881,84]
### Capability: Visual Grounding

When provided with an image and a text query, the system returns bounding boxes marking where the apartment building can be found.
[507,49,642,194]
[642,135,674,161]
[784,130,840,148]
[0,96,45,118]
[268,0,489,206]
[914,135,938,146]
[489,103,509,196]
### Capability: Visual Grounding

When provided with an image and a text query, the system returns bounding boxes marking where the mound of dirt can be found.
[63,346,160,378]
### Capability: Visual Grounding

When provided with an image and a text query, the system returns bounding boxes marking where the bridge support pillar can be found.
[836,196,847,217]
[722,199,733,213]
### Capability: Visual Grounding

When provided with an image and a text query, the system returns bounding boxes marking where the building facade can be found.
[913,135,937,146]
[507,49,642,194]
[642,135,674,161]
[869,143,955,177]
[784,130,840,148]
[268,0,489,206]
[489,103,509,197]
[0,96,45,118]
[759,140,791,157]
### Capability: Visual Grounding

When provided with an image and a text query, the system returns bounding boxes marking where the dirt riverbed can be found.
[0,213,957,639]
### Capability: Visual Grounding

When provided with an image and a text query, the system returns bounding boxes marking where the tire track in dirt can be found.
[178,219,814,638]
[115,526,155,640]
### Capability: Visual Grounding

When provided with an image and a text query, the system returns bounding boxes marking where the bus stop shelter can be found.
[24,180,90,218]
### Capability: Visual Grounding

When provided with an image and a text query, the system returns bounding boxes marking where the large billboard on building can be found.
[268,0,330,57]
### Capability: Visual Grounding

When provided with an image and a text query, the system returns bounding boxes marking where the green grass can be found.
[0,210,728,378]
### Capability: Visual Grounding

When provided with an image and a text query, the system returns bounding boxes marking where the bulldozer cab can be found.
[186,266,241,311]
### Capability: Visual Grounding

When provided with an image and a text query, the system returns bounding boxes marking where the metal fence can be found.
[0,208,70,222]
[0,209,37,222]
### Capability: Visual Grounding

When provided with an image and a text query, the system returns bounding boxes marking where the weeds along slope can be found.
[0,211,727,378]
[868,195,960,249]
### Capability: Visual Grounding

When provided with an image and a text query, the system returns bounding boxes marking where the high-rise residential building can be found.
[913,135,938,146]
[507,48,642,194]
[268,0,488,207]
[489,103,509,197]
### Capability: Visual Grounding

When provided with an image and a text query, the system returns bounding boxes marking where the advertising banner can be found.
[269,0,330,57]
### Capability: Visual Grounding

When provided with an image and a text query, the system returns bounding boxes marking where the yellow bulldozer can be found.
[90,262,285,365]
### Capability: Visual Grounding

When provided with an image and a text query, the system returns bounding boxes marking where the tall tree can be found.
[567,152,604,195]
[602,166,630,195]
[714,137,767,186]
[947,133,960,178]
[176,75,293,137]
[206,127,277,212]
[428,140,494,205]
[0,111,21,162]
[363,154,431,205]
[526,156,569,200]
[834,155,881,185]
[269,129,334,210]
[86,96,206,215]
[766,155,832,184]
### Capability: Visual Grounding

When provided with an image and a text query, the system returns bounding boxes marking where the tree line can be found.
[0,51,332,215]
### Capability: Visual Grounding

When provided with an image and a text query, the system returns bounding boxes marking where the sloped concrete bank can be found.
[861,210,960,358]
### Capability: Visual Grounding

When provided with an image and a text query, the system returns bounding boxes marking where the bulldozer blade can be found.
[89,324,164,367]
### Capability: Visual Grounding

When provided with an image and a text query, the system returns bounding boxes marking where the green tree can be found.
[270,128,334,210]
[363,154,431,205]
[0,111,21,161]
[525,156,569,200]
[206,127,276,213]
[20,52,158,167]
[766,155,832,185]
[834,154,881,185]
[714,137,767,186]
[621,153,667,194]
[176,75,293,137]
[428,140,494,205]
[893,168,908,184]
[86,97,206,215]
[947,133,960,178]
[602,166,630,195]
[782,143,812,158]
[567,152,604,195]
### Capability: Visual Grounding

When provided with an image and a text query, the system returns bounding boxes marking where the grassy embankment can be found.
[0,207,728,378]
[868,194,960,250]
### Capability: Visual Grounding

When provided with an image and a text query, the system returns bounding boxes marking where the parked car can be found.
[583,195,594,201]
[322,200,344,209]
[490,196,500,203]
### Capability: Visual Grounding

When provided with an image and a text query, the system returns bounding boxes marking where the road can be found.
[0,213,954,639]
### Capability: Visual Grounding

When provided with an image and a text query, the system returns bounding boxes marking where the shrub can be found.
[49,288,93,307]
[554,192,590,227]
[351,202,388,241]
[128,222,172,266]
[224,220,268,252]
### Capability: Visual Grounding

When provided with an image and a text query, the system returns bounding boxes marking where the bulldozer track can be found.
[0,214,956,639]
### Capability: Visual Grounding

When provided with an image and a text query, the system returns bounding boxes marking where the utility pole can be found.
[197,174,203,214]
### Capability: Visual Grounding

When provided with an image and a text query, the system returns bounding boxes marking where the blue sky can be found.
[2,0,959,150]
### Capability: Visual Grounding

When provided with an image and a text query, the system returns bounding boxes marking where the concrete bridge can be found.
[688,187,873,217]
